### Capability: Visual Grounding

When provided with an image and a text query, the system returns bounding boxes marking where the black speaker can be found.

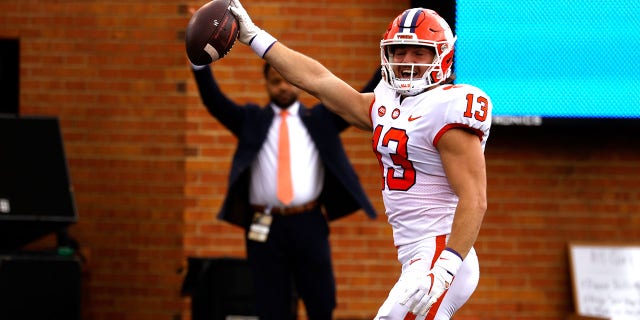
[182,257,299,320]
[0,115,78,250]
[0,38,19,115]
[0,253,82,320]
[182,257,259,320]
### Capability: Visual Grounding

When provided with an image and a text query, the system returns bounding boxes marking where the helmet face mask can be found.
[380,8,456,96]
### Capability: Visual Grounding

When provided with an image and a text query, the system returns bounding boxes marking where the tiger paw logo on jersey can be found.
[392,108,400,119]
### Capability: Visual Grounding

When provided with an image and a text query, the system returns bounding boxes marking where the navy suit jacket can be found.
[192,65,379,228]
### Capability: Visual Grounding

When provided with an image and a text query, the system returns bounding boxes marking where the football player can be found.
[230,2,492,319]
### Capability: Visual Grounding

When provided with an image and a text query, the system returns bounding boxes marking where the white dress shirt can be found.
[249,102,324,208]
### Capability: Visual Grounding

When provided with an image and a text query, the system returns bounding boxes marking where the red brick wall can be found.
[2,1,639,320]
[3,1,193,319]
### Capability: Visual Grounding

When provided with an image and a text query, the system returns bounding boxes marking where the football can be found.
[185,0,239,65]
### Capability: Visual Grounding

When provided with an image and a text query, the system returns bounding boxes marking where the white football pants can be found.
[374,235,480,320]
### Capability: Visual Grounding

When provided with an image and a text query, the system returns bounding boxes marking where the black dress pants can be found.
[245,206,335,320]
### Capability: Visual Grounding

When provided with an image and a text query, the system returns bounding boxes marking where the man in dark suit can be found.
[191,62,379,320]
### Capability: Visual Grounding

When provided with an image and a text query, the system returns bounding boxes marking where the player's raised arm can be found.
[266,42,374,131]
[229,0,374,131]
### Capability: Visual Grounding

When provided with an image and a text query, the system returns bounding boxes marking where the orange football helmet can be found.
[380,8,456,96]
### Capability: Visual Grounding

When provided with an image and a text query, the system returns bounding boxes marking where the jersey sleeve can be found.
[433,84,492,148]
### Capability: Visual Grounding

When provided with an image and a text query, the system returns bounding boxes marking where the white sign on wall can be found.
[569,243,640,320]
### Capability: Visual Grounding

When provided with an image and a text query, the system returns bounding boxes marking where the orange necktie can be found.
[277,110,294,205]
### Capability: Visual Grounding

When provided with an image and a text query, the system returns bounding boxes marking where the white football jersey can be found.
[370,82,492,246]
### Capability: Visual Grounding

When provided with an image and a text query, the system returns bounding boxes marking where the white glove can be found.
[398,248,463,316]
[229,0,277,57]
[228,0,259,45]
